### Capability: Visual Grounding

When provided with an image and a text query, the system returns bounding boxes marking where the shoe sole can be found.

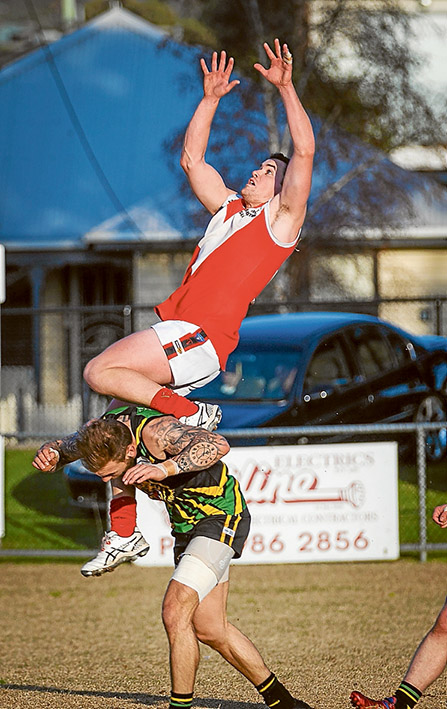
[350,698,384,708]
[81,545,150,578]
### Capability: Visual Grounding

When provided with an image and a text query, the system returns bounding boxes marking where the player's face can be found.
[95,457,133,483]
[241,158,286,205]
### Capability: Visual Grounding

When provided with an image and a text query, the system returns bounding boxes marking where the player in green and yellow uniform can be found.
[101,403,249,557]
[33,404,313,709]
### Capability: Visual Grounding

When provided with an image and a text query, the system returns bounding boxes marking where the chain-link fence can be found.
[1,300,447,560]
[2,297,447,437]
[1,422,446,561]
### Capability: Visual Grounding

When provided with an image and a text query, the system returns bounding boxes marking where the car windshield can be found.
[197,348,302,401]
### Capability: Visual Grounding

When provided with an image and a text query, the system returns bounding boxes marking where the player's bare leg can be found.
[84,328,172,405]
[83,328,221,428]
[193,580,270,684]
[404,598,447,691]
[162,579,201,693]
[350,599,447,709]
[193,581,313,709]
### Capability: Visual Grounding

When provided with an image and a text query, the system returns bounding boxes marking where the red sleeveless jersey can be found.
[155,196,299,369]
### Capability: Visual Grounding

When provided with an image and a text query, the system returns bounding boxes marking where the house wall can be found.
[133,251,192,330]
[378,249,447,335]
[301,248,447,339]
[41,270,67,406]
[309,253,376,302]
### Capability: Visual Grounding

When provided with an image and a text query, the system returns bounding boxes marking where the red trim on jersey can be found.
[224,197,247,220]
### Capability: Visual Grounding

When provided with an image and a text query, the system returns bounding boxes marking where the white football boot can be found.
[81,526,150,577]
[180,401,222,431]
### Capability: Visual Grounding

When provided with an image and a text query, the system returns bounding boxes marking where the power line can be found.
[22,0,145,238]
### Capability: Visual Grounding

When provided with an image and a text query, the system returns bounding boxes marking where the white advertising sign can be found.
[136,441,399,567]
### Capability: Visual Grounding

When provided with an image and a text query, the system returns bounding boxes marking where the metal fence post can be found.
[435,298,442,336]
[123,305,132,337]
[416,427,427,562]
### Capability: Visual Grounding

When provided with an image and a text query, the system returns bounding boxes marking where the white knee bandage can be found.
[171,536,235,602]
[185,536,234,581]
[171,554,218,602]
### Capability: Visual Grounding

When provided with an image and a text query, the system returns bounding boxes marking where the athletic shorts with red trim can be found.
[151,319,220,395]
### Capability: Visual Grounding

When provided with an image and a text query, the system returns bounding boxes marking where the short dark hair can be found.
[269,153,290,190]
[269,152,290,166]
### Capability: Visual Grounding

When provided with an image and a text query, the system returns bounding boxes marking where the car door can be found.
[343,324,430,423]
[299,332,372,425]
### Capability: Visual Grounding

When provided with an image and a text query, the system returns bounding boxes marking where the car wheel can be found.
[414,395,447,462]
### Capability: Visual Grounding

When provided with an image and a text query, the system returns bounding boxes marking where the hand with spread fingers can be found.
[254,38,293,88]
[200,50,240,100]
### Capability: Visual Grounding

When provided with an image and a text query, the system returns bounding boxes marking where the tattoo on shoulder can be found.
[150,417,227,472]
[151,417,198,453]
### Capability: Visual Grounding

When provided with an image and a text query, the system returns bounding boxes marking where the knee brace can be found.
[171,536,234,602]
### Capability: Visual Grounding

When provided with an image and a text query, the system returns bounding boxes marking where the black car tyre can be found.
[414,394,447,462]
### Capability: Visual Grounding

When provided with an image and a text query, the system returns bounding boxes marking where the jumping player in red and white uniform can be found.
[81,39,314,572]
[84,38,315,429]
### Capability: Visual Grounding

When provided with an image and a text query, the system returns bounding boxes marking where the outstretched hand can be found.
[254,38,293,88]
[200,50,240,99]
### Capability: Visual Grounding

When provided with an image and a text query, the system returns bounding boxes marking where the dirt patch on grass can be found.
[0,559,445,708]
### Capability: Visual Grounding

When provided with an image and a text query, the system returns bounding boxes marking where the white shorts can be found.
[151,319,220,396]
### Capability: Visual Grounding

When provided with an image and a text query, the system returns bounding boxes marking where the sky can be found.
[411,11,447,92]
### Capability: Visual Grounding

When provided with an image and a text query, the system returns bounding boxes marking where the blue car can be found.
[194,312,447,461]
[64,311,447,508]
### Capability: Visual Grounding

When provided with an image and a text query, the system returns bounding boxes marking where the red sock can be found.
[150,387,198,418]
[110,496,137,536]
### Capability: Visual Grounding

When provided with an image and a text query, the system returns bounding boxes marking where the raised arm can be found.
[254,39,315,241]
[121,417,229,485]
[32,430,82,473]
[180,50,239,215]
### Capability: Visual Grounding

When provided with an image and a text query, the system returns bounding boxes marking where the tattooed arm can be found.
[122,416,230,485]
[32,430,83,473]
[152,416,229,469]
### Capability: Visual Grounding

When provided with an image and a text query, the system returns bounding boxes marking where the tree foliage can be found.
[188,0,445,153]
[84,1,445,155]
[84,0,218,47]
[85,0,447,300]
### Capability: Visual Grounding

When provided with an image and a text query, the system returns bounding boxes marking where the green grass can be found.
[1,449,105,551]
[1,449,446,554]
[398,459,447,546]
